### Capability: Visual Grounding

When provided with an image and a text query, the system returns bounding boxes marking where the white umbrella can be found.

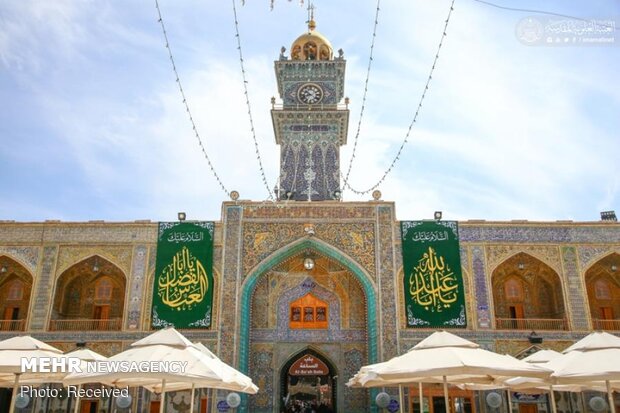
[63,348,108,413]
[0,336,70,413]
[142,342,258,413]
[64,327,257,413]
[353,331,551,412]
[551,332,620,413]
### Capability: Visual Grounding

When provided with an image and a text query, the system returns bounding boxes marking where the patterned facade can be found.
[0,214,619,412]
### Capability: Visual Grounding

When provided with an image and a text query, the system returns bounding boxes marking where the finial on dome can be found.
[307,2,316,31]
[290,2,334,61]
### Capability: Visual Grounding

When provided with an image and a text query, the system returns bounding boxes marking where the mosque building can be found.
[0,15,619,413]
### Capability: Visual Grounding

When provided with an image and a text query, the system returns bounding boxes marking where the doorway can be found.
[518,404,538,413]
[280,349,336,413]
[80,400,98,413]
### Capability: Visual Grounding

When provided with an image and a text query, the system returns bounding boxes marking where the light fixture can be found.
[332,189,341,200]
[612,264,618,272]
[0,266,6,273]
[178,212,186,221]
[528,331,543,344]
[285,191,294,200]
[303,257,315,271]
[92,257,100,273]
[434,211,442,221]
[600,210,617,222]
[518,263,525,270]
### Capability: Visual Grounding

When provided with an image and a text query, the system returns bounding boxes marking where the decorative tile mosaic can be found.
[460,224,620,243]
[343,348,368,412]
[378,206,398,360]
[29,246,57,330]
[471,246,491,329]
[561,246,589,330]
[219,206,243,366]
[242,222,376,279]
[578,245,620,270]
[56,246,132,279]
[0,246,40,274]
[248,347,274,411]
[486,245,562,274]
[126,245,147,330]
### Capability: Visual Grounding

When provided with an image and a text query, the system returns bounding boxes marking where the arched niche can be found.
[491,252,566,330]
[0,256,34,331]
[584,253,620,330]
[50,255,126,331]
[239,237,376,413]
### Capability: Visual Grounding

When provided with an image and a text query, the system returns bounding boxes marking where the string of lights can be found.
[231,0,275,201]
[343,0,456,196]
[341,0,381,197]
[154,0,230,196]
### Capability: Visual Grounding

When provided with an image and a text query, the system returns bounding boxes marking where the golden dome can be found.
[290,20,333,61]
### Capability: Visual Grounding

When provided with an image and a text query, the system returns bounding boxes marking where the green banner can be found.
[152,222,214,329]
[401,221,466,328]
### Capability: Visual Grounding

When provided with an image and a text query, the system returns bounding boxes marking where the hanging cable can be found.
[231,0,275,201]
[341,0,381,197]
[343,0,456,195]
[154,0,230,196]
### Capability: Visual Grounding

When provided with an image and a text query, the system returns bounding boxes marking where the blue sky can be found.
[0,0,618,222]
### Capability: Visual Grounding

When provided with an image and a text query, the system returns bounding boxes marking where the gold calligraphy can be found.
[409,246,458,312]
[158,246,208,311]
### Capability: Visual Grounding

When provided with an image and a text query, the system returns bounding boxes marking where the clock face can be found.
[297,83,324,104]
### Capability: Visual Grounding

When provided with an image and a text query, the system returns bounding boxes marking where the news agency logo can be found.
[20,357,188,374]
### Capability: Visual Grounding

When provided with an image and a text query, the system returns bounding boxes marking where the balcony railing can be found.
[49,318,122,331]
[0,319,26,331]
[495,317,567,331]
[592,319,620,331]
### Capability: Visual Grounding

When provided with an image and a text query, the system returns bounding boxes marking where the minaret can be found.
[272,14,349,201]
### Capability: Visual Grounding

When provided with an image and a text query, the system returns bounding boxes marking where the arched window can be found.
[7,280,23,301]
[290,294,328,329]
[504,278,523,301]
[595,279,612,300]
[95,277,113,301]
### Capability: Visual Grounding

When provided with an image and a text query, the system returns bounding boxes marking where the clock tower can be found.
[272,17,349,201]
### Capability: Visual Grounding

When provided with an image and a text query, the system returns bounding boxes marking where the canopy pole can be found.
[506,390,513,413]
[443,376,449,413]
[419,382,424,413]
[8,373,20,413]
[73,384,82,413]
[548,385,557,413]
[190,383,196,413]
[398,385,404,413]
[159,379,167,413]
[607,380,617,413]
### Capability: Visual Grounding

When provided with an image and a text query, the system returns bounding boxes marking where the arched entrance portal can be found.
[240,237,376,413]
[280,349,337,413]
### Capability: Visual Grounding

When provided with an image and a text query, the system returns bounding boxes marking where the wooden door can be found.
[509,305,525,328]
[94,305,110,330]
[80,400,98,413]
[601,307,614,329]
[150,401,161,413]
[518,404,538,413]
[200,397,209,413]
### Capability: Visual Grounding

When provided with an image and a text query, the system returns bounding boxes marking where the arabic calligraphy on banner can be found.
[158,246,208,310]
[152,222,214,329]
[288,355,329,376]
[401,221,466,328]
